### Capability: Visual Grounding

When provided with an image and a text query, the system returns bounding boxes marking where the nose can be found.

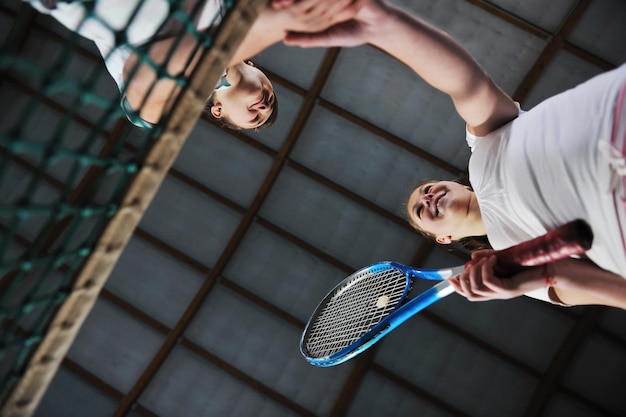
[421,193,433,206]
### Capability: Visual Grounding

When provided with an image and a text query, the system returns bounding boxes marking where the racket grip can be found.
[493,219,593,276]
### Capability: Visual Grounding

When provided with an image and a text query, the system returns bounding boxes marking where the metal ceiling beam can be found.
[462,0,550,39]
[522,306,607,417]
[513,0,592,102]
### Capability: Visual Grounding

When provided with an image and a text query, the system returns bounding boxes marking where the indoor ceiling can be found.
[2,0,626,416]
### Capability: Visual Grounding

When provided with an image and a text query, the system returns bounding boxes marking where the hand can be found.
[283,0,382,48]
[449,254,544,302]
[269,0,370,34]
[270,0,294,9]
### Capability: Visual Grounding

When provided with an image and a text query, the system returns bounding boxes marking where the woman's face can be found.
[407,180,476,244]
[210,62,275,130]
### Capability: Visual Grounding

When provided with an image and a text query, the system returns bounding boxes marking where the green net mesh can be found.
[0,0,233,405]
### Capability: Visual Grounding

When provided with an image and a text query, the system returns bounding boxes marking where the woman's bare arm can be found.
[285,0,519,136]
[451,254,626,310]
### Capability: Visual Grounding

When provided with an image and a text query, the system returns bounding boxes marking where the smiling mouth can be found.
[433,193,445,216]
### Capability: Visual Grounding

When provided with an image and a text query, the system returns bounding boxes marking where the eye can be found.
[416,185,432,219]
[416,204,423,219]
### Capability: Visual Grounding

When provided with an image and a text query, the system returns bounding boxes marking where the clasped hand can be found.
[270,0,370,34]
[448,250,539,301]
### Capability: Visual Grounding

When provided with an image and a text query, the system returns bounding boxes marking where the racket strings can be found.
[304,266,407,359]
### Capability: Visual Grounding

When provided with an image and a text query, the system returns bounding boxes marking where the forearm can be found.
[228,9,286,65]
[549,259,626,310]
[363,1,517,134]
[123,33,203,123]
[455,254,626,310]
[366,3,484,99]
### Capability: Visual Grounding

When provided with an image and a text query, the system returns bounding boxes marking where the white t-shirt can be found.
[466,64,626,303]
[31,0,224,89]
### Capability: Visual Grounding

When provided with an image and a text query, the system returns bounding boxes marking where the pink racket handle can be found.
[492,219,593,276]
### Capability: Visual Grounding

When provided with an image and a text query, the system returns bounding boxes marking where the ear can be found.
[435,235,452,245]
[210,102,223,119]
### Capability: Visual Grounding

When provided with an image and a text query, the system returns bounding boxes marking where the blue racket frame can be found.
[301,261,462,367]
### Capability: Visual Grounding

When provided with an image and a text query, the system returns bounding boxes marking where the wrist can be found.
[360,1,398,46]
[542,263,557,288]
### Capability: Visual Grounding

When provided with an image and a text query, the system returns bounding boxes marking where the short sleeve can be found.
[465,102,524,152]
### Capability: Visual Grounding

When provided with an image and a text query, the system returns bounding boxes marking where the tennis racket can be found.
[300,219,593,367]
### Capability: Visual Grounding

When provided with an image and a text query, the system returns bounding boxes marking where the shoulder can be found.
[466,102,524,152]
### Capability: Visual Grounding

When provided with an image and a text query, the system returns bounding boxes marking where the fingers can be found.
[285,21,363,48]
[283,0,366,31]
[470,248,495,260]
[270,0,295,10]
[453,255,503,301]
[283,31,328,47]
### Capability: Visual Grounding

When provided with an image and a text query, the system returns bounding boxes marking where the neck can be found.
[463,193,487,237]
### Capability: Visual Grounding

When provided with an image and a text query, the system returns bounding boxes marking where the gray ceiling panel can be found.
[35,367,119,417]
[12,24,117,133]
[1,169,62,243]
[67,298,165,392]
[105,235,204,328]
[293,106,458,216]
[374,315,538,417]
[138,175,243,266]
[346,371,455,417]
[223,223,348,321]
[429,295,574,372]
[598,308,626,340]
[0,83,107,186]
[321,45,472,170]
[542,392,610,417]
[139,346,300,417]
[420,243,466,269]
[174,121,274,208]
[568,0,626,66]
[561,333,626,415]
[186,285,354,416]
[487,0,576,31]
[0,12,13,47]
[319,0,548,170]
[252,42,327,91]
[260,167,423,267]
[522,51,607,109]
[392,0,547,94]
[6,270,65,332]
[19,27,120,129]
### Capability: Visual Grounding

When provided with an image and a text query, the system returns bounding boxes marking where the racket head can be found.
[300,261,411,366]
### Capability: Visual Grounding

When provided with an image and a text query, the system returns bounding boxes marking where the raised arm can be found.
[285,0,519,136]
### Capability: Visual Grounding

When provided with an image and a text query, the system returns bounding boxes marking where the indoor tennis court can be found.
[1,0,626,416]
